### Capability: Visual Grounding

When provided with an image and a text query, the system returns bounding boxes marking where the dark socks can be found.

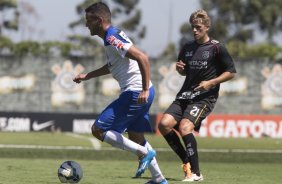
[182,133,200,175]
[164,130,189,164]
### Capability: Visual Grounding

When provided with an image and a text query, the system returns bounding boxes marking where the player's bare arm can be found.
[73,64,110,83]
[194,71,235,91]
[176,60,186,76]
[126,45,150,104]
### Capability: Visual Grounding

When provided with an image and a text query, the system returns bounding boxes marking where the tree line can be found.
[1,0,282,60]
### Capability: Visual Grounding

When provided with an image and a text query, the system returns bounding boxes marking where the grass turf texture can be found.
[0,132,282,183]
[0,159,281,184]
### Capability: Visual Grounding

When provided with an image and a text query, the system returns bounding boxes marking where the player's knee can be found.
[158,120,167,132]
[158,117,173,135]
[91,124,104,140]
[178,120,194,135]
[128,132,145,145]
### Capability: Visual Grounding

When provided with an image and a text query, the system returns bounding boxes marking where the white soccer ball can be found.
[58,161,83,183]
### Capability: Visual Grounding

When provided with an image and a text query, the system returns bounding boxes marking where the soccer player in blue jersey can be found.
[158,10,236,182]
[73,2,167,184]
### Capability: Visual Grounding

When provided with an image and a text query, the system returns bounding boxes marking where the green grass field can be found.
[0,132,282,184]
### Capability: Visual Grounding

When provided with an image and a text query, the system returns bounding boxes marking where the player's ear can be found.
[98,16,104,24]
[98,16,102,22]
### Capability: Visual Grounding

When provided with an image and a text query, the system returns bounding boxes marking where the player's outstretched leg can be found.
[101,129,155,177]
[182,133,203,182]
[144,141,167,183]
[135,149,156,177]
[127,132,167,182]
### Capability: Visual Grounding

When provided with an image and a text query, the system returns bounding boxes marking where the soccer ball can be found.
[58,161,83,183]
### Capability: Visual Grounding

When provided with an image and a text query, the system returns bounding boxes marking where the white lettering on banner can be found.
[237,120,250,137]
[52,93,84,103]
[0,75,35,94]
[219,77,248,96]
[250,121,264,138]
[202,117,282,138]
[0,117,7,128]
[198,119,207,137]
[264,121,276,136]
[225,120,239,138]
[209,120,223,138]
[0,117,30,132]
[73,119,95,133]
[277,122,282,137]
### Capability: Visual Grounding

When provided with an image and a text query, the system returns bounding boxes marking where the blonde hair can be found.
[189,10,211,27]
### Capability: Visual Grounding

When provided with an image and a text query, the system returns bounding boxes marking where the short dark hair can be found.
[85,2,111,23]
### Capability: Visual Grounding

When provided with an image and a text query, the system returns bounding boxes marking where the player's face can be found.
[85,13,101,36]
[191,23,209,43]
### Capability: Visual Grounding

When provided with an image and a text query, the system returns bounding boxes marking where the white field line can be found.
[0,144,92,150]
[65,133,101,150]
[0,144,282,154]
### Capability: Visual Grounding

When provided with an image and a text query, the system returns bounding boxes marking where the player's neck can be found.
[196,35,210,44]
[98,24,111,39]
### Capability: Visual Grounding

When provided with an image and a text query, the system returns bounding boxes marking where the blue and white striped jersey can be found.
[103,26,152,92]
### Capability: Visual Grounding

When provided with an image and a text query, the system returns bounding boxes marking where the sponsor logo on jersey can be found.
[97,119,105,124]
[107,35,125,49]
[178,91,200,100]
[118,31,131,43]
[188,60,208,69]
[185,51,193,57]
[211,39,219,44]
[202,51,210,59]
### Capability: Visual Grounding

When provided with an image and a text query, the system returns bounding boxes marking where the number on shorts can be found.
[190,106,200,117]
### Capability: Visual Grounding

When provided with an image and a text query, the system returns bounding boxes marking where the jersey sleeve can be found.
[217,44,236,73]
[178,45,186,61]
[106,30,133,58]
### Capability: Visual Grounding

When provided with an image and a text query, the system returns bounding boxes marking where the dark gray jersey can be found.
[176,39,236,100]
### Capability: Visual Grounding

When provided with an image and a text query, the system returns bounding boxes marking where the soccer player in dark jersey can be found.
[158,10,236,182]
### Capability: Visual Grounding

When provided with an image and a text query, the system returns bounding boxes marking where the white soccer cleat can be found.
[182,173,203,182]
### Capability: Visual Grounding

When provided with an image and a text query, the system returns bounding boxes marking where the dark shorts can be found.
[165,96,217,132]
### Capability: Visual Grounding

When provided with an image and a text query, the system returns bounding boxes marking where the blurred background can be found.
[0,0,282,138]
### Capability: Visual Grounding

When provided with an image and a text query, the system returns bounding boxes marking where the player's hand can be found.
[137,90,149,104]
[194,80,215,91]
[176,60,186,75]
[73,74,87,83]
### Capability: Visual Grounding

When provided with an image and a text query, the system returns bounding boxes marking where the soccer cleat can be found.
[182,163,192,179]
[135,150,156,177]
[182,173,203,182]
[145,178,168,184]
